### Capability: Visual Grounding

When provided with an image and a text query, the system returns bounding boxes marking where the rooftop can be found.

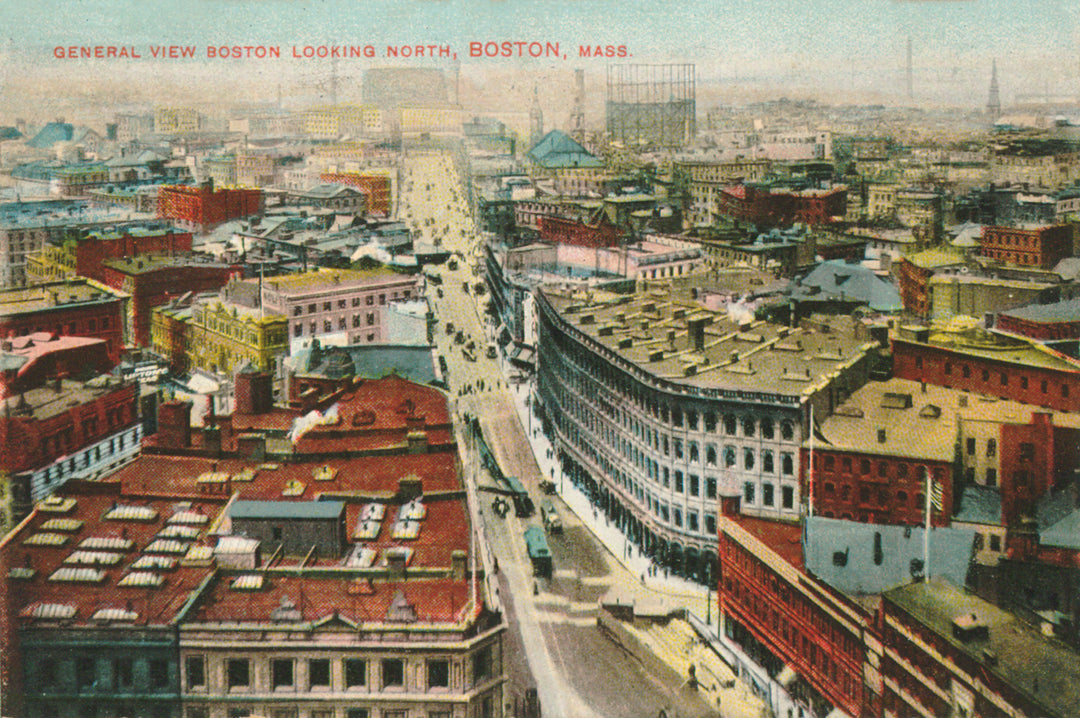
[804,516,975,597]
[885,578,1080,718]
[815,378,1080,460]
[0,279,123,315]
[540,284,874,400]
[264,267,409,293]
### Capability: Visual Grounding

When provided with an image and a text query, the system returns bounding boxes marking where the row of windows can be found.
[36,655,170,693]
[742,482,795,509]
[919,355,1072,398]
[293,315,379,337]
[290,291,411,317]
[186,647,493,694]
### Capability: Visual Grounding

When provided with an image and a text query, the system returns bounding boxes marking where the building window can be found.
[780,421,795,441]
[185,656,205,690]
[352,297,361,307]
[428,659,450,688]
[673,508,683,527]
[744,448,755,470]
[689,475,700,497]
[723,446,736,468]
[963,364,971,378]
[114,658,134,690]
[382,658,405,688]
[366,295,374,305]
[272,659,294,690]
[743,482,755,505]
[76,657,96,689]
[706,514,717,535]
[782,453,794,475]
[990,534,1002,552]
[724,414,737,434]
[706,477,717,499]
[782,485,794,509]
[338,300,347,309]
[345,659,367,688]
[674,471,684,493]
[705,444,717,466]
[760,417,774,439]
[150,659,169,690]
[293,307,301,317]
[347,711,369,718]
[308,304,316,314]
[309,659,331,689]
[323,302,332,311]
[986,468,997,486]
[227,659,250,690]
[762,483,775,506]
[323,320,332,332]
[473,646,493,684]
[688,512,699,532]
[367,312,375,326]
[742,417,755,437]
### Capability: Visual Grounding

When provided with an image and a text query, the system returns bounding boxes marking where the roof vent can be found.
[952,614,990,643]
[877,428,887,443]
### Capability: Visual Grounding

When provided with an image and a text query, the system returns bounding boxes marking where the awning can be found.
[509,343,535,367]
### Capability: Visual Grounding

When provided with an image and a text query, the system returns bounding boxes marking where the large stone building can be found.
[535,283,876,584]
[260,268,421,346]
[1,374,505,718]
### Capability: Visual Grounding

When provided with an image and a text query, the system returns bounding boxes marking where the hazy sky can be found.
[1,0,1078,118]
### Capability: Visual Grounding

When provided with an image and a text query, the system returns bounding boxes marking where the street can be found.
[400,153,718,718]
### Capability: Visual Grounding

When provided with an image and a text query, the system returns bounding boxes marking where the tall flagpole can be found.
[808,403,814,518]
[924,468,931,581]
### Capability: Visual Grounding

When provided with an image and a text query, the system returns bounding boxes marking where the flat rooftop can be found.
[541,284,874,401]
[886,578,1080,718]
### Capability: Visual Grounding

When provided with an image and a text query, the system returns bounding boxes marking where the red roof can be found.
[730,515,805,572]
[105,453,463,497]
[188,574,476,626]
[2,489,226,627]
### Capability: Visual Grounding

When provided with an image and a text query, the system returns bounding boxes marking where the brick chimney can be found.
[156,400,193,449]
[451,549,467,580]
[386,547,409,580]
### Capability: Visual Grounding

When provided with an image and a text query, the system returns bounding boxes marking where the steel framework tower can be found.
[986,59,1001,120]
[605,64,696,146]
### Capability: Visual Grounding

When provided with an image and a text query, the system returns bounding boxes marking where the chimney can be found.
[203,425,221,456]
[156,400,193,449]
[397,475,423,502]
[386,547,408,580]
[451,549,467,580]
[877,428,887,443]
[406,431,428,454]
[688,317,711,351]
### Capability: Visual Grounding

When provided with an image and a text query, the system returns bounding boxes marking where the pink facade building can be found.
[260,267,421,345]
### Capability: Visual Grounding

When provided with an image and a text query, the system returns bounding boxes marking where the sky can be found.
[1,0,1078,119]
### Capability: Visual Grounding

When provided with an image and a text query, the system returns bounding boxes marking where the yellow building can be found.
[185,300,289,375]
[303,105,382,138]
[154,107,201,135]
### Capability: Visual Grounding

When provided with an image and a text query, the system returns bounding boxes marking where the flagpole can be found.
[924,468,931,582]
[808,402,814,518]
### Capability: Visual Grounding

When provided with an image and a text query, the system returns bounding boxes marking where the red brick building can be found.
[996,298,1080,341]
[95,255,241,347]
[717,502,878,718]
[979,224,1073,269]
[319,172,390,215]
[157,183,263,232]
[0,333,113,399]
[894,248,966,318]
[0,279,126,364]
[879,580,1080,718]
[892,335,1080,412]
[538,214,622,248]
[715,184,847,227]
[73,225,193,276]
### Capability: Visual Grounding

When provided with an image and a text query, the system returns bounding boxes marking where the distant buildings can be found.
[0,279,127,363]
[157,183,264,233]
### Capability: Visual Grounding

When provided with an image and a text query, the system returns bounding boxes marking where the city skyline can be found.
[1,0,1078,121]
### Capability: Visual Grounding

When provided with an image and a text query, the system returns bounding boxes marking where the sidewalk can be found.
[494,345,713,614]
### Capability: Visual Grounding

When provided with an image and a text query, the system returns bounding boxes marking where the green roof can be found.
[527,130,603,169]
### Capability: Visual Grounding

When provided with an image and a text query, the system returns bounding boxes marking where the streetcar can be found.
[524,525,553,578]
[504,475,535,518]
